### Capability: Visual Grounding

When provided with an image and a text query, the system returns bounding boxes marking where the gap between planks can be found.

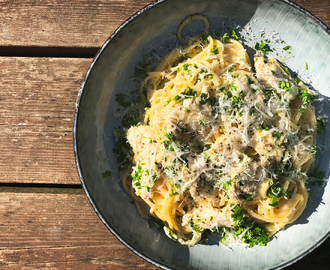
[0,183,83,194]
[0,46,99,58]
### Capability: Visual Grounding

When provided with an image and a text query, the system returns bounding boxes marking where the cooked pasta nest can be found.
[120,30,319,247]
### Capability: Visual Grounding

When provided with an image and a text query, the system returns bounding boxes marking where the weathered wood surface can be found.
[0,0,328,49]
[0,0,154,49]
[0,189,158,269]
[0,58,91,184]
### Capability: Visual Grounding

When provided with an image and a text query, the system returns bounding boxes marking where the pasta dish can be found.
[122,29,318,247]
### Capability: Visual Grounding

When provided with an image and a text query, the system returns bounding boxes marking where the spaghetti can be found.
[123,28,317,247]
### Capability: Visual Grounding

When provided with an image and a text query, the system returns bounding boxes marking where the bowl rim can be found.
[73,0,330,269]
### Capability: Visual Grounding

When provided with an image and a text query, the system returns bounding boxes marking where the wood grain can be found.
[0,0,154,49]
[0,57,91,184]
[0,190,158,269]
[0,0,328,50]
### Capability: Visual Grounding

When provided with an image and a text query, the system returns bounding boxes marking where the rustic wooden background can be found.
[0,0,329,269]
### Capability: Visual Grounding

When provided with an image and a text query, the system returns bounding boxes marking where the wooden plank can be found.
[0,0,154,48]
[0,0,328,49]
[0,190,158,269]
[0,189,327,269]
[0,57,91,184]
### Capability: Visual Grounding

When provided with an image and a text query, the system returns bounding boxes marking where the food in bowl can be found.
[113,18,324,248]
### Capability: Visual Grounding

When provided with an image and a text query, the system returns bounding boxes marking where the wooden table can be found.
[0,0,329,269]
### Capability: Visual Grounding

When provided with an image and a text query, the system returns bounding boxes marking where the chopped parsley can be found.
[246,75,255,85]
[204,74,214,80]
[177,121,189,133]
[255,41,273,55]
[164,132,175,141]
[317,117,326,134]
[132,165,144,186]
[211,45,219,55]
[239,193,253,201]
[220,33,229,43]
[146,169,158,184]
[283,45,290,51]
[200,93,210,105]
[148,216,167,231]
[174,87,198,101]
[163,132,175,151]
[115,93,131,108]
[169,181,179,197]
[229,205,270,247]
[122,109,141,128]
[102,170,113,178]
[304,61,308,70]
[278,80,292,91]
[112,130,134,171]
[220,30,239,43]
[272,131,282,141]
[217,179,232,190]
[267,182,286,207]
[231,30,239,40]
[310,167,325,180]
[228,66,234,73]
[298,88,316,113]
[134,62,150,79]
[183,63,191,75]
[200,33,210,44]
[309,167,326,188]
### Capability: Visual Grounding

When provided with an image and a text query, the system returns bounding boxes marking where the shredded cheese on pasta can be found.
[124,34,317,247]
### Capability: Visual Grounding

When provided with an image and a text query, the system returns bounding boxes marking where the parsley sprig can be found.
[132,165,144,187]
[228,205,270,247]
[220,30,239,43]
[115,93,131,108]
[317,117,326,134]
[255,40,273,55]
[174,87,198,101]
[298,88,316,114]
[211,45,219,55]
[267,182,286,207]
[163,132,175,151]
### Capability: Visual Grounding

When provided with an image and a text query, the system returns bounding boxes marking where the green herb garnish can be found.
[317,117,326,134]
[115,93,130,108]
[272,131,282,141]
[267,182,286,207]
[229,205,270,247]
[255,41,273,55]
[228,66,234,73]
[211,45,219,55]
[102,170,113,178]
